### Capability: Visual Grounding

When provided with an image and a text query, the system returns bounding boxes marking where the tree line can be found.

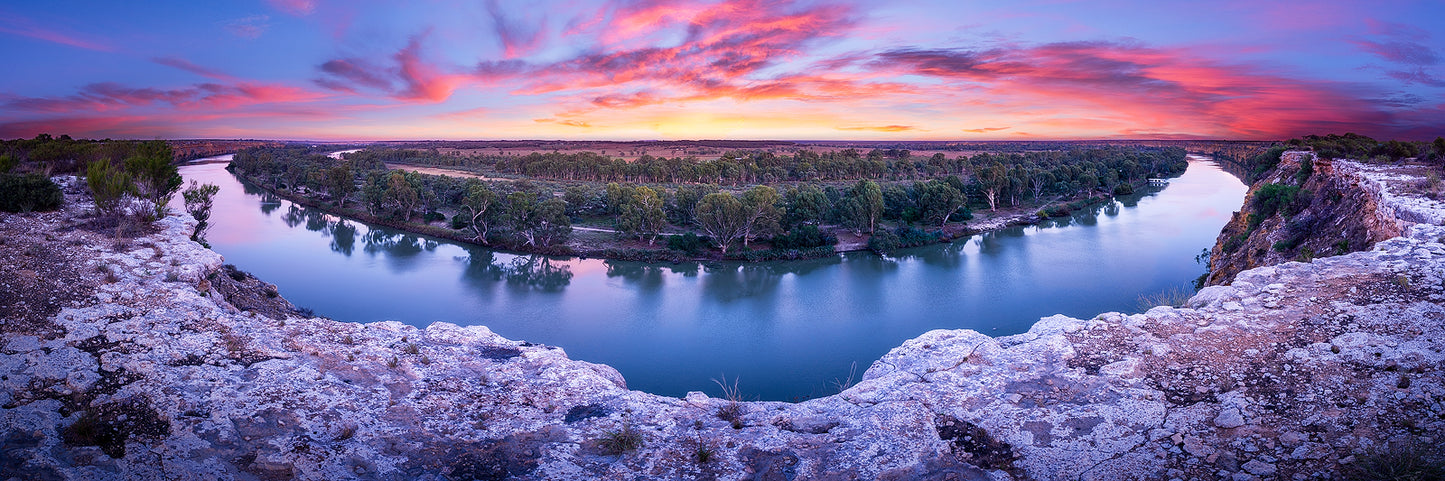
[228,144,1187,258]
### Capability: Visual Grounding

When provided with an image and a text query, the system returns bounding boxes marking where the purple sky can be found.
[2,0,1442,140]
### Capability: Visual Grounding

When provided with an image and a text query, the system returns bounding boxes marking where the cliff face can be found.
[2,168,1444,480]
[1206,151,1420,285]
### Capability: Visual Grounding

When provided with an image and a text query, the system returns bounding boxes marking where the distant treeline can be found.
[0,134,175,175]
[359,145,1188,188]
[0,133,287,173]
[1215,133,1445,183]
[227,144,1187,258]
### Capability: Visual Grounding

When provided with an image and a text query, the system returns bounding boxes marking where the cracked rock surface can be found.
[2,158,1442,480]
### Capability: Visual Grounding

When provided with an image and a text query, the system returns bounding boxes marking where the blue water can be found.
[179,156,1245,401]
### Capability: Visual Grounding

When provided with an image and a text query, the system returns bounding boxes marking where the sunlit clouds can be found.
[1,0,1442,140]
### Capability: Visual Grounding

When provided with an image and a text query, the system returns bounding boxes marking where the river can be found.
[176,155,1246,401]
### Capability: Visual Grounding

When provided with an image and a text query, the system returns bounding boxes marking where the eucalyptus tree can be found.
[782,184,829,229]
[916,180,965,229]
[841,179,883,235]
[740,185,782,247]
[459,181,498,244]
[694,192,747,254]
[619,186,666,245]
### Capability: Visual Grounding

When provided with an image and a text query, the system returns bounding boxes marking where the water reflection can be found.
[330,220,357,256]
[180,157,1246,401]
[503,256,573,291]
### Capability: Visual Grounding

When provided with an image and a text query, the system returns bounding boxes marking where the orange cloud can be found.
[838,125,916,132]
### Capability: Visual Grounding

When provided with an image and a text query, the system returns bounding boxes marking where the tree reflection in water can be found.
[504,256,573,291]
[304,208,329,232]
[282,204,305,228]
[258,192,281,215]
[330,220,357,256]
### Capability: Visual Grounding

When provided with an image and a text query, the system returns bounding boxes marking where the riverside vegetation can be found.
[226,143,1191,261]
[2,139,1444,479]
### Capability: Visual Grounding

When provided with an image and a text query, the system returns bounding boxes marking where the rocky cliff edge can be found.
[1,163,1442,480]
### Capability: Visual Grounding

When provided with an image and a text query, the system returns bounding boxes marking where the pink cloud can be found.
[267,0,316,16]
[316,35,466,103]
[153,57,235,81]
[0,14,112,52]
[869,41,1413,139]
[225,15,271,39]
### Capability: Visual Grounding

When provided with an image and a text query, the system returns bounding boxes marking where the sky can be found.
[1,0,1442,141]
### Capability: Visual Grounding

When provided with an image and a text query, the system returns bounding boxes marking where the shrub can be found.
[1294,155,1314,184]
[666,232,710,255]
[1345,441,1445,481]
[1223,233,1248,253]
[722,246,834,262]
[770,225,837,250]
[86,159,132,219]
[1251,183,1300,220]
[598,421,643,455]
[1136,286,1194,311]
[868,226,942,255]
[1112,183,1134,196]
[0,173,63,212]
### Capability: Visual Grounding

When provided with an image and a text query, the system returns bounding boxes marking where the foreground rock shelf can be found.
[2,155,1442,480]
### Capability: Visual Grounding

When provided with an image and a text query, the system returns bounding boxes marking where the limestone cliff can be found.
[1206,151,1437,285]
[2,169,1443,480]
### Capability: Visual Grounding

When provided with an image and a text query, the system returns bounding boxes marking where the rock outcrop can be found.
[1207,151,1438,285]
[2,161,1443,480]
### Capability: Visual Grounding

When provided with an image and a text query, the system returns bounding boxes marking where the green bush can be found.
[666,232,710,254]
[868,226,943,254]
[1294,156,1314,184]
[0,173,63,212]
[1251,183,1300,219]
[770,225,837,249]
[1223,233,1248,253]
[722,245,834,261]
[1112,183,1134,195]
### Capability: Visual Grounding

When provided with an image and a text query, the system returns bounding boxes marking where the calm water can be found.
[177,156,1245,401]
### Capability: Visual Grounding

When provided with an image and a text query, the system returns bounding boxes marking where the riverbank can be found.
[230,160,1117,263]
[2,154,1441,479]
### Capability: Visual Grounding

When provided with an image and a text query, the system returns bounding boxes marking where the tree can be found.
[1432,137,1445,162]
[619,186,666,245]
[182,181,220,243]
[86,158,131,220]
[459,181,497,244]
[604,182,632,215]
[505,191,539,244]
[783,184,828,229]
[505,192,571,246]
[361,173,386,216]
[740,186,782,247]
[1028,169,1053,200]
[124,141,181,220]
[975,162,1007,211]
[325,164,355,207]
[842,179,883,235]
[532,198,571,246]
[384,171,418,219]
[916,180,965,229]
[694,192,747,254]
[563,185,594,216]
[670,184,717,225]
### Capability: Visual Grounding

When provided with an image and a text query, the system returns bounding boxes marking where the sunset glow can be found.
[2,0,1442,140]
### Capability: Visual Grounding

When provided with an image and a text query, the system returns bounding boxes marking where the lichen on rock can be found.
[2,160,1443,479]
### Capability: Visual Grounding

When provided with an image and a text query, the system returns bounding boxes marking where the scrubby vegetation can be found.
[0,173,62,213]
